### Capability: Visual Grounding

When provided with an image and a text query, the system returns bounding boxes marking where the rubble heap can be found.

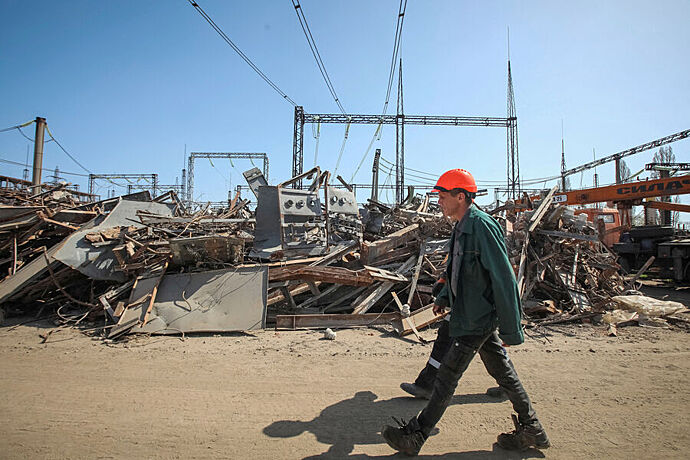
[0,172,681,341]
[503,188,627,322]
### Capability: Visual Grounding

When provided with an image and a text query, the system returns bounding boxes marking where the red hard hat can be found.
[432,169,477,194]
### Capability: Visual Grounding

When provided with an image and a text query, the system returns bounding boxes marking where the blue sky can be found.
[1,0,688,205]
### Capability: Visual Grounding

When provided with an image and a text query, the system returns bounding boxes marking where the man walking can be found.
[400,304,505,400]
[382,169,549,455]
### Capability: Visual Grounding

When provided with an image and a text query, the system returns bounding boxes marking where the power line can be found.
[350,0,407,182]
[381,0,407,116]
[291,0,346,115]
[0,120,34,133]
[378,156,561,187]
[187,0,297,106]
[44,125,93,174]
[0,157,89,177]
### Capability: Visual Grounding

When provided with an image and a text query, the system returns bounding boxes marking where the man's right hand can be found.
[433,303,445,315]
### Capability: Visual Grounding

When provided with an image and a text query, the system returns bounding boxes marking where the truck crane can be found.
[520,174,690,281]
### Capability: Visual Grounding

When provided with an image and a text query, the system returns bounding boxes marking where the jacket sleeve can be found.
[435,282,450,308]
[477,218,524,345]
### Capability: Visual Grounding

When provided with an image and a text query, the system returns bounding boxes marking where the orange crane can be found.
[518,174,690,227]
[550,173,690,206]
[516,174,690,280]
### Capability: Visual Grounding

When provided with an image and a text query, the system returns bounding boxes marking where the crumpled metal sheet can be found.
[53,199,175,282]
[135,266,267,334]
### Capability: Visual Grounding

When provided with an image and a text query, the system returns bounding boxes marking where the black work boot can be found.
[497,414,550,451]
[486,386,506,398]
[381,416,427,456]
[400,382,432,399]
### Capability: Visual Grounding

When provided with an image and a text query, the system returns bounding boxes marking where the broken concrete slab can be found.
[131,266,268,334]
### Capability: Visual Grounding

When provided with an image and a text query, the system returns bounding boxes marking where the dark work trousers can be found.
[414,320,453,389]
[416,330,540,436]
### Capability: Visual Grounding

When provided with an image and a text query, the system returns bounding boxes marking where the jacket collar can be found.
[457,204,477,235]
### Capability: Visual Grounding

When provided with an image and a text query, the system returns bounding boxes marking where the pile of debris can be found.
[0,172,681,342]
[0,168,449,340]
[501,187,639,326]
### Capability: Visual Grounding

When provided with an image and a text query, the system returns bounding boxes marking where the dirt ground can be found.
[1,287,689,459]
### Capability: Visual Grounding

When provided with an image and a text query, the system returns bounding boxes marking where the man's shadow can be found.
[263,390,545,459]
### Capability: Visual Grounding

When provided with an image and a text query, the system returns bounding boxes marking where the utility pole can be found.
[371,148,381,202]
[396,58,405,204]
[31,117,46,194]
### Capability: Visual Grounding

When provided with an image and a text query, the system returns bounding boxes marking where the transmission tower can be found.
[506,60,520,199]
[186,152,268,204]
[88,173,158,197]
[291,62,520,203]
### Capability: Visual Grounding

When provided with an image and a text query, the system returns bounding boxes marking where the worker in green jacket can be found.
[382,169,549,455]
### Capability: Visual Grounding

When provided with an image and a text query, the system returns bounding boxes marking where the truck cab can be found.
[574,207,620,247]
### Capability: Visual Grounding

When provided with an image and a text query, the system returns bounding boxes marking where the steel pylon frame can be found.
[186,152,269,203]
[292,62,520,201]
[88,173,158,198]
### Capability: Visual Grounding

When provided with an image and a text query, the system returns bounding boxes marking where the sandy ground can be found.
[1,290,689,459]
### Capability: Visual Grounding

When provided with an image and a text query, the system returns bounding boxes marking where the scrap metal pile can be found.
[499,187,628,325]
[0,172,678,340]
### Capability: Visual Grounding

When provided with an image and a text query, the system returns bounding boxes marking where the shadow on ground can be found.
[263,390,542,459]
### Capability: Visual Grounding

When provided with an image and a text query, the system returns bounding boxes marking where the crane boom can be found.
[562,129,690,178]
[551,174,690,205]
[643,201,690,213]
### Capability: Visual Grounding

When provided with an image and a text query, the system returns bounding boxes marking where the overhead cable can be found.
[351,0,407,182]
[187,0,297,106]
[333,121,351,175]
[0,157,89,177]
[381,0,407,116]
[0,120,34,133]
[45,125,93,174]
[291,0,346,114]
[350,123,383,182]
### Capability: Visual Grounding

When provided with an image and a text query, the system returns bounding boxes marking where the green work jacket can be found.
[435,205,524,345]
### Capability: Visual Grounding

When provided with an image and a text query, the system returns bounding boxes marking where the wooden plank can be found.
[297,284,340,309]
[528,186,559,233]
[351,256,416,314]
[406,239,427,305]
[269,266,374,286]
[307,281,321,296]
[626,255,655,288]
[142,261,168,325]
[280,286,297,309]
[321,286,366,312]
[365,245,416,266]
[360,223,419,264]
[307,242,358,267]
[518,186,559,299]
[391,304,448,336]
[363,266,409,283]
[275,312,400,330]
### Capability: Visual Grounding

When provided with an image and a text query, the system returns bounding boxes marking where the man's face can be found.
[437,190,465,219]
